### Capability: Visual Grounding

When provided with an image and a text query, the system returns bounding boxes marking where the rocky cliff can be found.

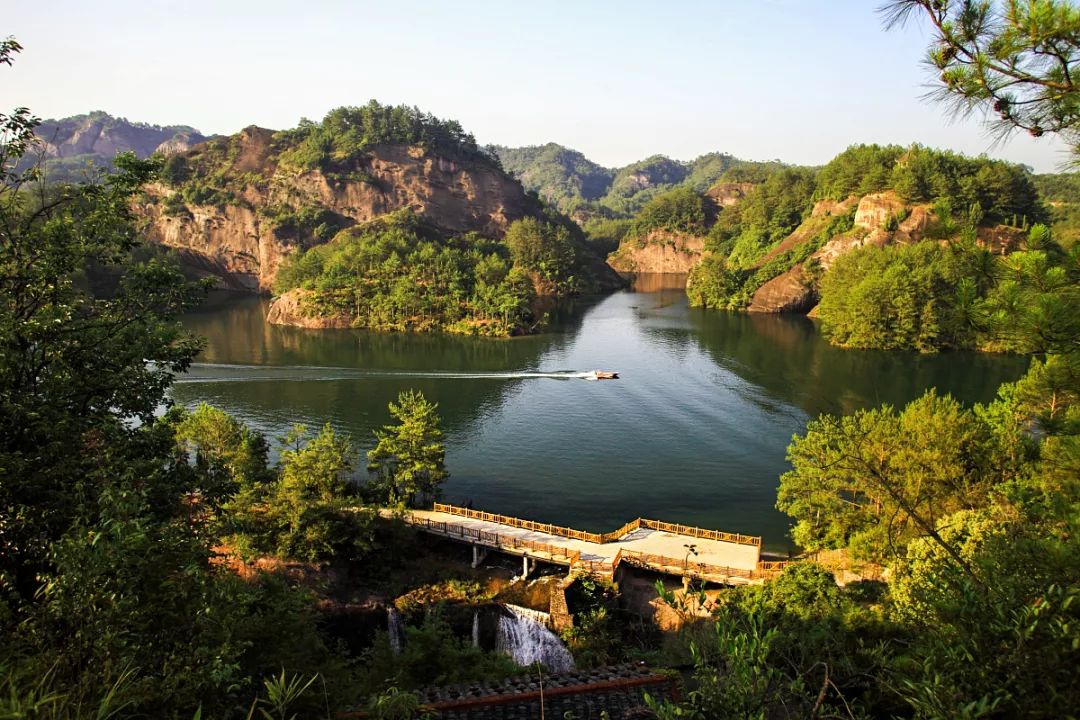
[745,191,1023,314]
[747,192,931,313]
[606,230,705,274]
[35,111,208,160]
[137,127,562,292]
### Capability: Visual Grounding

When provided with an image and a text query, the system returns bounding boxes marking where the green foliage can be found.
[687,205,853,311]
[778,390,1009,564]
[274,211,538,336]
[258,203,351,243]
[277,101,499,174]
[263,424,373,562]
[560,577,622,668]
[504,216,583,294]
[626,186,708,238]
[367,390,447,508]
[495,143,613,209]
[709,167,816,268]
[0,145,206,603]
[171,403,274,504]
[359,614,520,695]
[817,227,1079,353]
[650,564,893,719]
[817,240,975,351]
[1033,172,1080,248]
[364,686,427,720]
[580,216,633,256]
[686,144,1046,315]
[982,243,1080,355]
[0,55,363,715]
[496,145,739,218]
[250,670,319,720]
[817,144,1043,224]
[882,0,1080,163]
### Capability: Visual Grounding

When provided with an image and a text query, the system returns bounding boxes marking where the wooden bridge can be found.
[400,503,793,586]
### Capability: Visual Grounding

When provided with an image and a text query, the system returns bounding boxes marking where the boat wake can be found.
[174,364,610,384]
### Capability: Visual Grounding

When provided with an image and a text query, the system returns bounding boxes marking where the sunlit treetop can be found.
[882,0,1080,163]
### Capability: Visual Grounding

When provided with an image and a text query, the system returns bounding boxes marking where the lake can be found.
[175,274,1028,551]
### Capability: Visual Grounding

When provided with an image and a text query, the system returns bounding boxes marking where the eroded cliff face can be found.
[137,128,542,292]
[264,289,353,328]
[746,190,1022,314]
[704,182,756,208]
[37,112,208,159]
[748,192,934,314]
[606,230,705,274]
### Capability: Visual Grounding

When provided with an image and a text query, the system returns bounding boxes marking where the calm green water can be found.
[175,275,1028,550]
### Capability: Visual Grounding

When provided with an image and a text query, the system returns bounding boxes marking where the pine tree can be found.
[367,390,448,507]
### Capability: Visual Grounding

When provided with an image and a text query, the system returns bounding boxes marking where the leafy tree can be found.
[0,63,205,604]
[260,423,373,562]
[0,42,356,715]
[274,211,543,336]
[277,100,500,173]
[778,391,1006,570]
[882,0,1080,162]
[817,240,972,351]
[358,613,520,695]
[626,186,708,237]
[504,216,581,294]
[367,390,448,507]
[650,564,894,719]
[170,402,273,505]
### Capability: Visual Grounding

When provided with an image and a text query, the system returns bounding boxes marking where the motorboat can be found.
[590,370,619,380]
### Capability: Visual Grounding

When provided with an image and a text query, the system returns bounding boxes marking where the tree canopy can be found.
[367,390,448,507]
[882,0,1080,163]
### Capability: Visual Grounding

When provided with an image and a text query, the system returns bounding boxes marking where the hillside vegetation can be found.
[139,101,620,307]
[495,143,774,221]
[272,209,593,335]
[677,144,1070,352]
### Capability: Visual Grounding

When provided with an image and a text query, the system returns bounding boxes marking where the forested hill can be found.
[138,102,623,335]
[26,111,211,183]
[494,143,783,220]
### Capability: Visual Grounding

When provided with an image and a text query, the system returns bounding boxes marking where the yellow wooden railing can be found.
[431,503,760,547]
[405,508,784,584]
[411,515,584,565]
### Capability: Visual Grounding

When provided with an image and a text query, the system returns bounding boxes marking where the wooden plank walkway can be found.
[399,503,791,585]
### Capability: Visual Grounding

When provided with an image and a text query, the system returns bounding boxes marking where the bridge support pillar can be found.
[471,545,488,569]
[522,555,531,578]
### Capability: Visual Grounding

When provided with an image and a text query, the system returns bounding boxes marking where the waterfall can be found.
[472,610,480,648]
[495,605,575,672]
[387,607,405,654]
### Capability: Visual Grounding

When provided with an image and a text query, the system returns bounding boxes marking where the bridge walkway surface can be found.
[398,503,791,585]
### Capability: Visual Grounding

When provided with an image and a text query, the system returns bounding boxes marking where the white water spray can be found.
[495,605,574,672]
[176,363,605,384]
[387,607,405,654]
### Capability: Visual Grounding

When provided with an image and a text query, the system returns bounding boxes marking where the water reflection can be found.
[174,279,1028,548]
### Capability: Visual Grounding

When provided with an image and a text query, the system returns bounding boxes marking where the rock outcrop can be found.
[137,128,551,292]
[704,182,756,208]
[36,111,209,159]
[606,230,705,274]
[747,192,933,314]
[265,289,352,328]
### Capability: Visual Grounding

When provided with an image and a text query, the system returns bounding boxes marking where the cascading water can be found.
[387,607,405,654]
[495,605,575,672]
[472,610,480,648]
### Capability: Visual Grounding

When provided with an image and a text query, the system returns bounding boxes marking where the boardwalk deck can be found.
[399,504,785,585]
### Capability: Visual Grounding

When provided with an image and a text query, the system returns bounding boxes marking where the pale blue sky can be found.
[5,0,1071,172]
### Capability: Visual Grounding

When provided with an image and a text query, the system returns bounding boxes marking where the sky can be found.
[5,0,1072,173]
